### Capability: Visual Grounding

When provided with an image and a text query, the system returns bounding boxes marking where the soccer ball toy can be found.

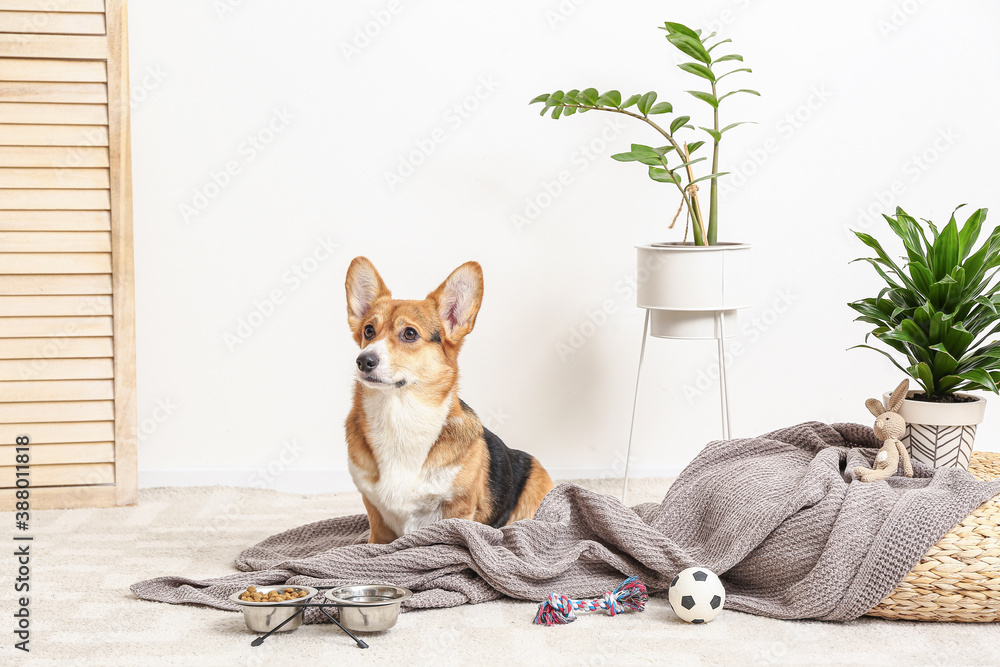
[667,567,725,624]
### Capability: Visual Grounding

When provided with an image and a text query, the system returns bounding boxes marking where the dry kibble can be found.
[238,586,307,603]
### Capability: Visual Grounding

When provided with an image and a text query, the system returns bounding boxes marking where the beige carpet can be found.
[5,477,999,666]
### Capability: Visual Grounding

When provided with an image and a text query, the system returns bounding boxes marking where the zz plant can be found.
[530,21,758,246]
[849,206,1000,400]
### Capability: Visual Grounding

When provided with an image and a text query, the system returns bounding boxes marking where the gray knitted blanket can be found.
[130,422,1000,621]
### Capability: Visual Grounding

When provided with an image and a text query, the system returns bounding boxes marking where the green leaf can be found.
[610,152,639,162]
[975,295,998,315]
[958,368,998,392]
[687,90,719,108]
[849,345,912,376]
[529,94,549,105]
[678,63,715,82]
[716,68,752,82]
[543,91,564,107]
[690,171,730,185]
[648,101,674,115]
[713,53,743,63]
[621,94,641,109]
[718,89,761,102]
[721,121,755,133]
[596,90,622,107]
[667,34,712,64]
[562,106,576,116]
[579,88,599,105]
[647,167,680,184]
[910,362,936,393]
[700,127,722,142]
[908,262,934,296]
[706,39,732,52]
[661,21,700,40]
[933,216,961,279]
[686,140,705,154]
[670,116,691,134]
[629,143,663,166]
[675,157,708,169]
[550,106,563,119]
[637,91,658,116]
[958,207,988,260]
[853,231,918,292]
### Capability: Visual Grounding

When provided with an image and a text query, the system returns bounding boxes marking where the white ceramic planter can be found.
[636,242,751,339]
[883,389,987,471]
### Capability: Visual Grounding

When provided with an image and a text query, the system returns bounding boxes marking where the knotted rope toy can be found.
[532,576,648,626]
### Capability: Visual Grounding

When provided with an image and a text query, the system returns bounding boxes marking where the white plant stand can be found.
[621,243,751,503]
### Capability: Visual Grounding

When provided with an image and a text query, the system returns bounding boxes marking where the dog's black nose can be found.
[356,352,379,372]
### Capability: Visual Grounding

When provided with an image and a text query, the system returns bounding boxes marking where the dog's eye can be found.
[402,327,418,341]
[363,324,375,340]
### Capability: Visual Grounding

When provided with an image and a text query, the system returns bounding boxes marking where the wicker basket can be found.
[867,451,1000,622]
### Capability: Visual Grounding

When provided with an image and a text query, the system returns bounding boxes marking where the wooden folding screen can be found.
[0,0,135,509]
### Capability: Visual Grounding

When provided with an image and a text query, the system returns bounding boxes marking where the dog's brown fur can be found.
[344,257,553,544]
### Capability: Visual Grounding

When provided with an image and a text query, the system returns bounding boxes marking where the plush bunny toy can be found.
[853,379,915,482]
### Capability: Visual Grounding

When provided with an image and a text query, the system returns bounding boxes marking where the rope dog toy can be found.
[533,576,648,626]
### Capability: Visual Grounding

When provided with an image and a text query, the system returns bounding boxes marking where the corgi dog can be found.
[344,256,554,544]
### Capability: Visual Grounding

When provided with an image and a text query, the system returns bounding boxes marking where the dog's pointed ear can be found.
[345,256,391,330]
[866,398,885,418]
[428,262,483,343]
[887,379,910,413]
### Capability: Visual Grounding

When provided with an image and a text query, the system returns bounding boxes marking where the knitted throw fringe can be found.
[532,576,648,626]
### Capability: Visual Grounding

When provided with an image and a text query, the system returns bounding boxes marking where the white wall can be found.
[130,1,1000,492]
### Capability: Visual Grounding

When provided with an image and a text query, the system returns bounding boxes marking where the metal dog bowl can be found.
[324,585,412,632]
[229,586,318,633]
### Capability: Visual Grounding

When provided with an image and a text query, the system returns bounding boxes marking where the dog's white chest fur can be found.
[349,390,458,537]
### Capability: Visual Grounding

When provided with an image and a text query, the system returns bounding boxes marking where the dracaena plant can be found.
[849,206,1000,399]
[529,21,758,246]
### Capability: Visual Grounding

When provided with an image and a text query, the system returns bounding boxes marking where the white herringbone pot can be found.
[885,389,987,472]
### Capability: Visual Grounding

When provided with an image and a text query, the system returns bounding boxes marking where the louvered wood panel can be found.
[0,231,111,252]
[0,315,113,337]
[0,210,110,230]
[0,82,107,103]
[0,379,113,401]
[0,273,112,294]
[0,336,113,358]
[0,146,109,168]
[0,34,108,59]
[0,1,105,12]
[0,102,108,125]
[0,0,131,509]
[0,400,113,422]
[0,462,113,487]
[0,442,115,465]
[0,124,109,146]
[0,294,112,314]
[0,57,106,81]
[0,168,110,188]
[0,252,112,272]
[0,357,114,380]
[0,420,113,443]
[0,11,106,35]
[0,189,110,209]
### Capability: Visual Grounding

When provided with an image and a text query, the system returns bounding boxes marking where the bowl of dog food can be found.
[324,584,412,632]
[229,585,318,633]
